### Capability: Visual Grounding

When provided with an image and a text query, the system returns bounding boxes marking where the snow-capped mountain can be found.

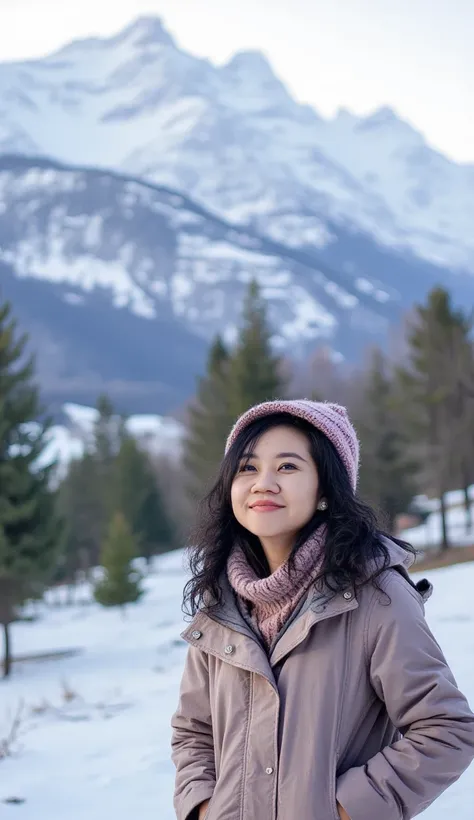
[1,15,473,273]
[3,154,473,414]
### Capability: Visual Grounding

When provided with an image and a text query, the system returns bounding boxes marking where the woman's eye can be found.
[237,462,297,474]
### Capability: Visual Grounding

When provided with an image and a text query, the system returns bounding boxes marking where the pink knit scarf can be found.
[227,526,327,650]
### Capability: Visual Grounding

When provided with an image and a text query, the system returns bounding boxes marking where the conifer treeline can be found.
[57,394,175,584]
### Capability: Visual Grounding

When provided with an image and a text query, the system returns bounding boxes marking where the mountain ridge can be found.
[3,153,474,414]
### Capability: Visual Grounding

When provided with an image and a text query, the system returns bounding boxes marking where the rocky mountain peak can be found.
[114,15,176,49]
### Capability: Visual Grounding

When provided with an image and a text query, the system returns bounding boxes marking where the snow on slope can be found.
[40,403,184,480]
[1,551,473,819]
[0,157,371,352]
[1,16,474,271]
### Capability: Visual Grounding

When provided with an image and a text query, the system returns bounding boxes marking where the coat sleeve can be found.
[171,646,216,820]
[336,572,474,820]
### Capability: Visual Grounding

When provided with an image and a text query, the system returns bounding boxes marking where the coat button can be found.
[191,630,202,640]
[224,644,235,655]
[343,591,352,600]
[265,767,274,775]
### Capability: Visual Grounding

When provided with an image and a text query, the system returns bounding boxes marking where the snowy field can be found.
[1,549,473,819]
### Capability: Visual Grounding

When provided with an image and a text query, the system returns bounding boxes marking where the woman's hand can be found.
[337,801,350,820]
[198,798,210,819]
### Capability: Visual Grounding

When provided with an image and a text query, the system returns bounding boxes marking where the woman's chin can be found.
[247,523,296,540]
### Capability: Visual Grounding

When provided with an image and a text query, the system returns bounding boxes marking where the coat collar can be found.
[269,588,358,667]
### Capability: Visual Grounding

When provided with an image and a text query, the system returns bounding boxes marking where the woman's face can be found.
[231,425,321,545]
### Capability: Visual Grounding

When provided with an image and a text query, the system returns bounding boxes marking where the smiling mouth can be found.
[250,503,284,512]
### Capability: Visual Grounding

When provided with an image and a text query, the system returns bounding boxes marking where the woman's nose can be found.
[250,470,280,493]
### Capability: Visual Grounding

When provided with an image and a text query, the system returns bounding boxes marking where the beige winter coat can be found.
[171,540,474,820]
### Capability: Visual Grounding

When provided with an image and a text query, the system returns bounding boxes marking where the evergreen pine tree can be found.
[355,348,417,532]
[94,512,143,610]
[456,347,474,532]
[398,288,473,549]
[57,452,104,583]
[439,322,474,533]
[111,435,175,562]
[229,280,285,418]
[0,299,61,676]
[184,335,234,501]
[184,283,286,502]
[58,396,127,581]
[93,394,124,466]
[87,394,126,561]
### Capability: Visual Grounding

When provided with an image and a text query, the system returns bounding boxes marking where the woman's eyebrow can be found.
[276,451,308,462]
[241,451,308,462]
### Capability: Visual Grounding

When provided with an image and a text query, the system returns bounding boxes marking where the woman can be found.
[171,399,474,820]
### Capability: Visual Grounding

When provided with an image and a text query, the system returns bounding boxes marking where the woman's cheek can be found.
[231,486,245,522]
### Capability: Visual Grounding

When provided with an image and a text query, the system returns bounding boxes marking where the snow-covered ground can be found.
[1,550,473,819]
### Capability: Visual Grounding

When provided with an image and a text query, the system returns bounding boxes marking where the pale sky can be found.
[1,0,473,163]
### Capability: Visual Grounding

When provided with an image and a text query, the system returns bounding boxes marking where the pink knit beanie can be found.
[225,399,359,491]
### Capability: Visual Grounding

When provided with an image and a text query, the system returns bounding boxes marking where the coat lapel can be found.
[269,591,359,667]
[181,572,278,690]
[182,611,278,692]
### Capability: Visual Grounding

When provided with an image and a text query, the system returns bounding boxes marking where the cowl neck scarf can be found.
[227,525,327,650]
